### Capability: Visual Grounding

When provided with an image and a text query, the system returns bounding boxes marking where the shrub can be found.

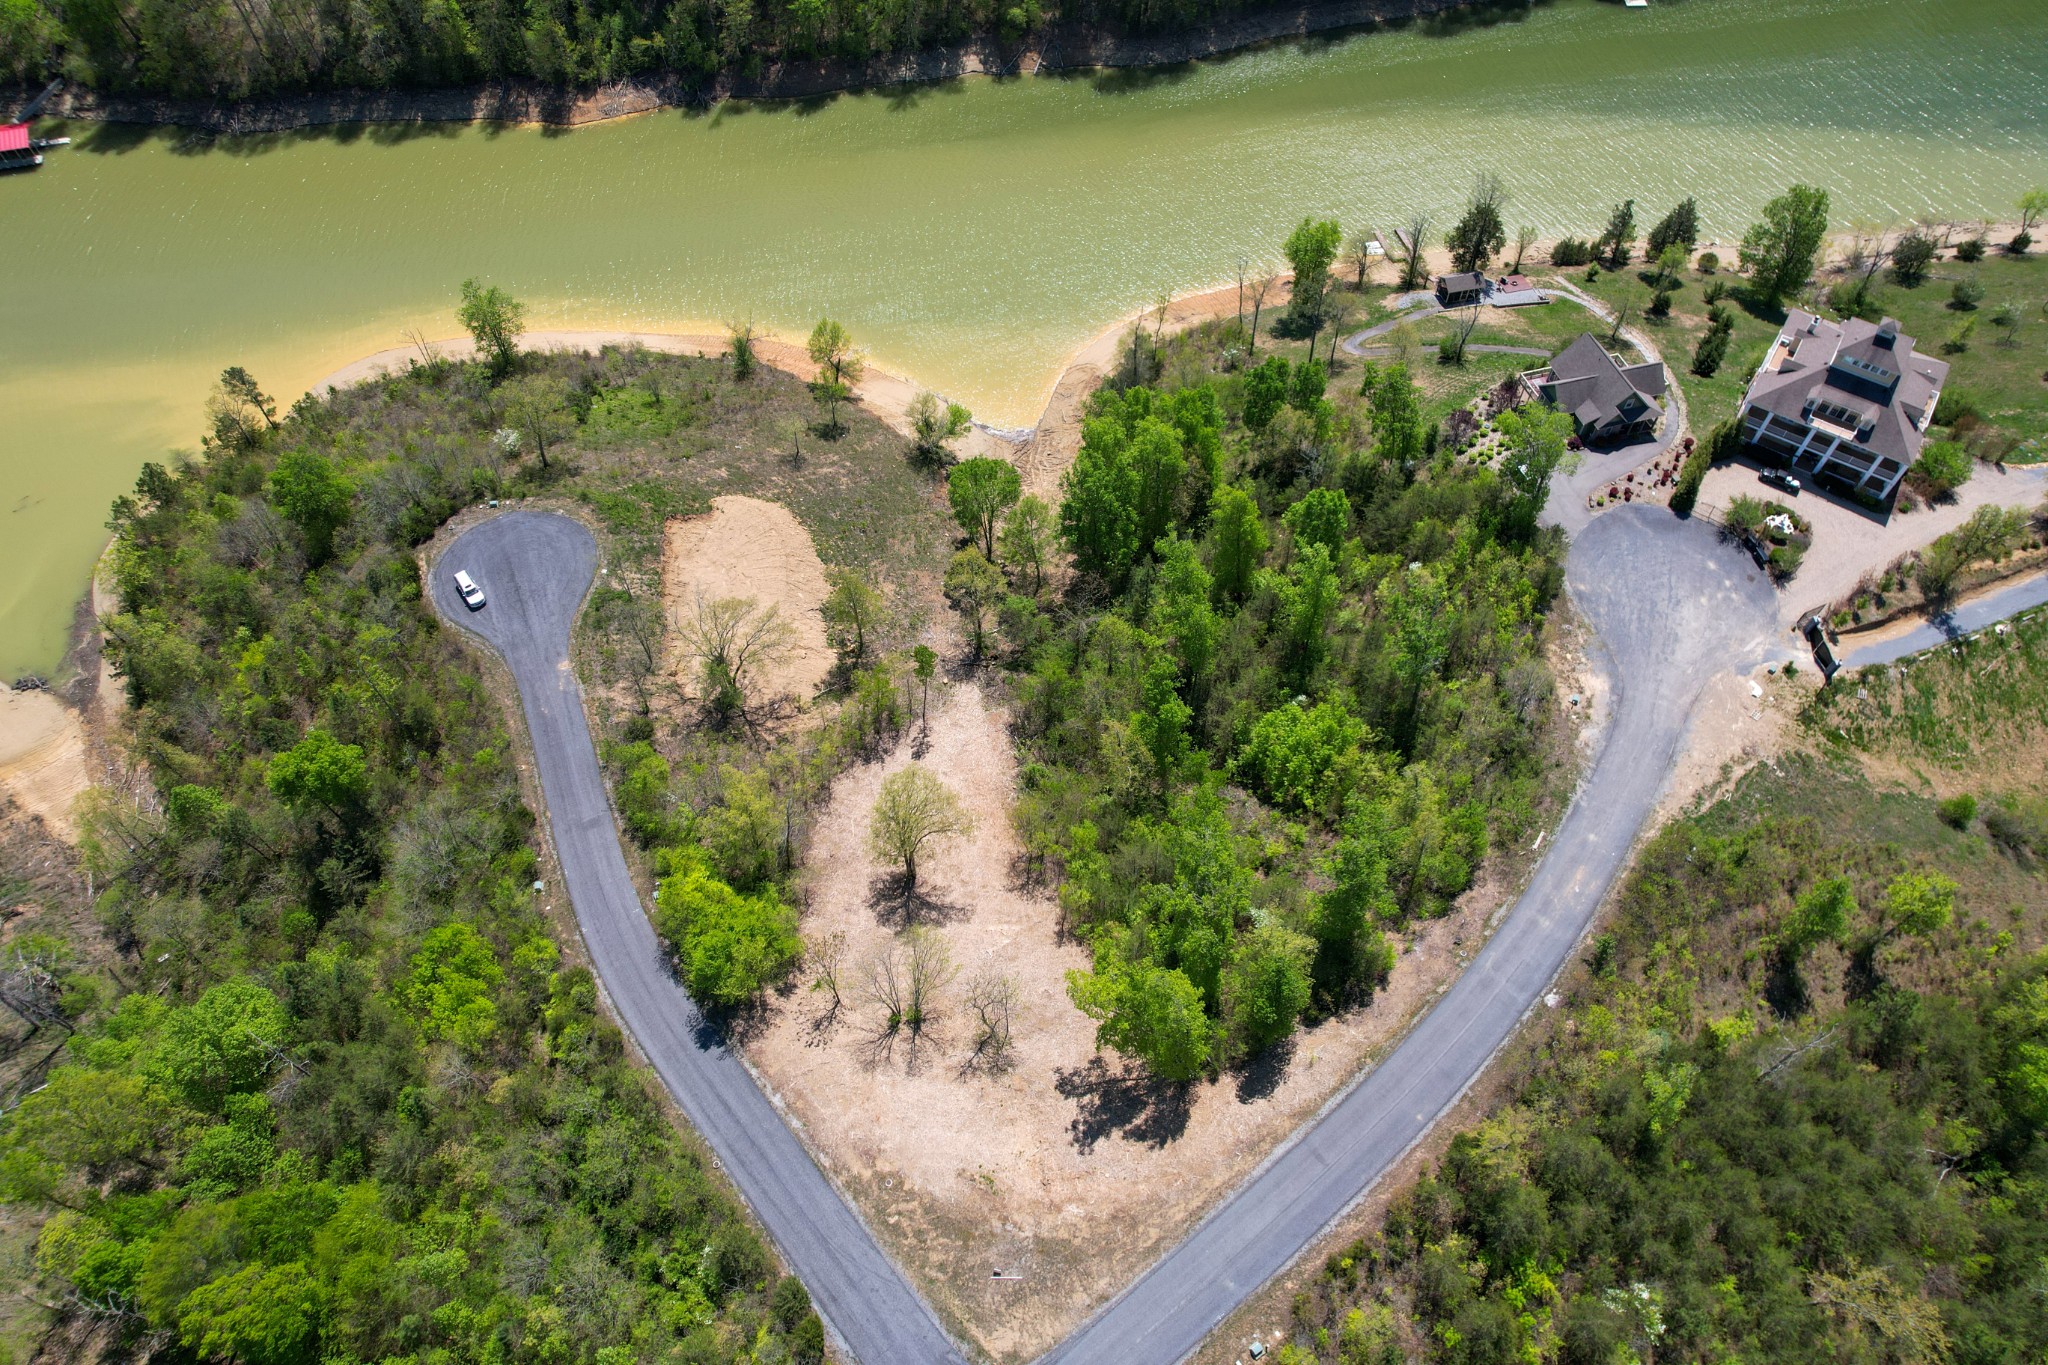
[1584,264,1601,281]
[1234,699,1381,820]
[1942,318,1976,355]
[1690,326,1729,378]
[2006,230,2034,256]
[1932,388,1981,427]
[1648,288,1672,318]
[1949,279,1985,311]
[1953,237,1986,262]
[1551,237,1595,267]
[1936,794,1978,830]
[1697,251,1721,274]
[1910,440,1974,499]
[653,849,802,1008]
[1703,279,1729,304]
[1889,232,1937,286]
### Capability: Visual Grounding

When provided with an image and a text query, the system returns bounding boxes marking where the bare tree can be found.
[1511,224,1538,273]
[1246,274,1278,357]
[903,927,956,1036]
[1397,212,1433,291]
[858,940,907,1030]
[1344,230,1381,289]
[676,594,796,723]
[809,930,848,1020]
[963,967,1018,1073]
[1842,227,1891,310]
[401,325,443,367]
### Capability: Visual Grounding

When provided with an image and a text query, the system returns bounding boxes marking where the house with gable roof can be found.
[1736,310,1947,503]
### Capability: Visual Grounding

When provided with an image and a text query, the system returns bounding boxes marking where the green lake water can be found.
[2,0,2044,677]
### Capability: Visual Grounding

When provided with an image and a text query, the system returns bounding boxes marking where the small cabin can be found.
[0,125,40,172]
[1435,272,1484,307]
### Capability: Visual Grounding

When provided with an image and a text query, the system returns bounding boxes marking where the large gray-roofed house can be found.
[1737,310,1947,504]
[1517,333,1667,445]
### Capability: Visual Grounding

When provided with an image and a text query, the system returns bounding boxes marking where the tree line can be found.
[3,0,1313,98]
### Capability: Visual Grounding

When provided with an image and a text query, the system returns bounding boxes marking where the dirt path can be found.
[661,496,834,712]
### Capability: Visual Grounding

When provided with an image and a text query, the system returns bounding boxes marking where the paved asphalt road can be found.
[434,505,1774,1365]
[1038,507,1777,1365]
[428,512,969,1365]
[1838,569,2048,670]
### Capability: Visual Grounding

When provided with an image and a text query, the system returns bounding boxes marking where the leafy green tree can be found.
[807,317,864,436]
[1059,416,1142,582]
[1069,952,1213,1082]
[1283,217,1344,330]
[944,547,1007,659]
[1205,483,1268,602]
[1277,542,1340,688]
[1645,197,1700,258]
[909,390,972,462]
[1363,362,1425,471]
[1381,563,1451,751]
[266,728,368,818]
[1782,875,1855,961]
[176,1261,327,1365]
[821,568,887,664]
[653,851,802,1007]
[868,767,973,890]
[1222,923,1315,1059]
[1233,699,1374,820]
[1890,231,1937,286]
[1446,176,1507,274]
[947,457,1023,558]
[457,278,525,378]
[1494,405,1578,542]
[1740,184,1831,307]
[501,372,574,470]
[1244,355,1292,433]
[404,922,504,1051]
[1132,658,1194,795]
[1284,490,1350,558]
[1315,805,1399,1002]
[1877,871,1954,941]
[157,980,291,1111]
[1597,199,1637,268]
[268,449,352,566]
[998,494,1055,596]
[1150,537,1220,690]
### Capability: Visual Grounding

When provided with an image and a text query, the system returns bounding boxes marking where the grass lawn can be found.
[1842,252,2048,458]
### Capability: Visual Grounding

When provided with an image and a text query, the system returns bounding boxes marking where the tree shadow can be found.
[1054,1055,1193,1154]
[854,1017,941,1075]
[867,872,969,929]
[1763,951,1810,1021]
[1232,1035,1296,1103]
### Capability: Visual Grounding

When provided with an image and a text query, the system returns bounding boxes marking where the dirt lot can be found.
[0,691,89,843]
[745,674,1562,1363]
[662,495,834,713]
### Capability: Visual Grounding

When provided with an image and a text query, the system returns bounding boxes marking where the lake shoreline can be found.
[18,0,1484,131]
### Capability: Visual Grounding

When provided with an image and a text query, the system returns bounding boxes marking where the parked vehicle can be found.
[453,569,486,610]
[1760,468,1801,495]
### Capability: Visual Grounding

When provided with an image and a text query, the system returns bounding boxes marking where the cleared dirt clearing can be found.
[747,679,1522,1362]
[662,495,833,711]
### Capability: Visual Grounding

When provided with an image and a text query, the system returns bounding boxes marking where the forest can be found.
[0,0,1376,98]
[0,358,831,1364]
[1010,302,1573,1080]
[1274,747,2048,1365]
